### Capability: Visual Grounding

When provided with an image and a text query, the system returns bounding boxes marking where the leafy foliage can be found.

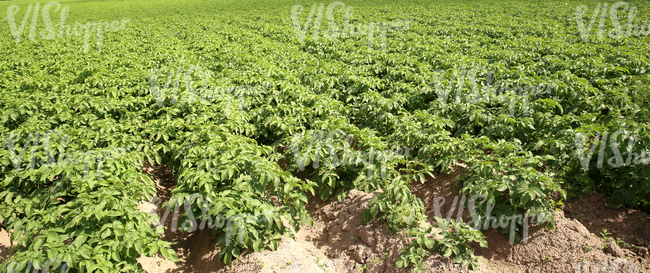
[396,217,487,271]
[1,0,650,271]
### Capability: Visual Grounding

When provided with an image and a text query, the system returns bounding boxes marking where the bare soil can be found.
[1,164,649,273]
[0,228,10,265]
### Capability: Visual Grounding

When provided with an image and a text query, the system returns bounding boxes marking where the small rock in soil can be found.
[358,227,375,247]
[571,221,590,235]
[348,245,369,264]
[606,241,625,257]
[344,260,355,273]
[639,247,649,258]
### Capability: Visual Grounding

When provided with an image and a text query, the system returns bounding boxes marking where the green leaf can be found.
[479,240,488,248]
[461,259,470,268]
[73,234,88,248]
[424,239,434,249]
[370,204,379,218]
[79,247,92,259]
[101,229,112,239]
[223,252,232,266]
[231,247,241,258]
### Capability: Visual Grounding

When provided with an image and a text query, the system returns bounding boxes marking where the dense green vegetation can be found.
[1,0,649,271]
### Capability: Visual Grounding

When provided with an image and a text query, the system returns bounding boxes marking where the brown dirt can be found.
[311,189,465,273]
[0,227,11,265]
[411,168,465,224]
[223,223,349,273]
[564,193,650,248]
[474,211,645,273]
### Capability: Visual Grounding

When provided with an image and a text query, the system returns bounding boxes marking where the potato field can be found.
[0,0,649,272]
